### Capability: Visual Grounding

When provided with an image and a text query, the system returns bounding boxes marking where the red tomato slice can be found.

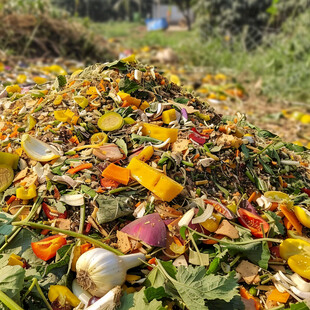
[31,235,67,261]
[238,208,269,238]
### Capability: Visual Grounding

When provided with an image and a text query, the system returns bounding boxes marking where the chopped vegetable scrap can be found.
[0,58,309,310]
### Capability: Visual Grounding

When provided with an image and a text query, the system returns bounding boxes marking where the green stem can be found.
[185,226,282,245]
[78,204,86,234]
[229,255,240,267]
[22,278,37,302]
[0,195,44,252]
[0,290,23,310]
[13,221,122,255]
[34,278,53,310]
[189,232,204,266]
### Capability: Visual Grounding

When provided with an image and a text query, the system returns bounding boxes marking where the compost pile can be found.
[0,13,116,62]
[0,57,310,310]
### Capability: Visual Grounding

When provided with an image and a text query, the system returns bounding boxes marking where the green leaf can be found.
[174,97,189,104]
[45,244,72,275]
[0,212,14,246]
[119,78,139,94]
[80,184,97,198]
[95,195,134,224]
[173,266,238,310]
[131,134,163,144]
[221,226,270,269]
[179,226,187,240]
[205,295,245,310]
[265,211,285,237]
[285,143,306,153]
[144,287,170,302]
[258,156,274,175]
[104,60,127,71]
[145,267,166,288]
[115,138,128,156]
[289,302,310,310]
[57,75,66,87]
[257,129,277,138]
[119,288,165,310]
[0,265,25,302]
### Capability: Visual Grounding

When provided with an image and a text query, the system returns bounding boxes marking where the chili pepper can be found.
[67,163,93,174]
[31,235,67,261]
[42,202,67,220]
[84,222,92,234]
[206,257,220,275]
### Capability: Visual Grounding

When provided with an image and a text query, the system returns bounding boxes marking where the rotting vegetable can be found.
[0,57,309,309]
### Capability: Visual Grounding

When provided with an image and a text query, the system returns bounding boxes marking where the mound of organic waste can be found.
[0,13,116,62]
[0,56,309,309]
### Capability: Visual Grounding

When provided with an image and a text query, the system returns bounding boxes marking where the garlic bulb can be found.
[76,248,145,297]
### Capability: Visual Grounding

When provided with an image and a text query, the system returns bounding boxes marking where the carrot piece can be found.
[283,217,293,230]
[248,192,257,203]
[67,163,93,175]
[202,234,224,245]
[280,204,302,234]
[269,202,279,212]
[9,125,19,138]
[267,288,290,303]
[102,163,130,185]
[193,153,200,160]
[6,195,16,205]
[240,286,261,310]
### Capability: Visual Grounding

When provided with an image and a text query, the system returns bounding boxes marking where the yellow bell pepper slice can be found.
[136,146,154,162]
[201,213,222,232]
[294,206,310,228]
[48,285,80,307]
[152,174,184,202]
[54,109,75,123]
[288,253,310,280]
[279,238,310,261]
[128,157,161,191]
[97,112,123,131]
[53,95,63,106]
[8,254,24,267]
[6,84,21,93]
[121,54,136,63]
[162,109,177,124]
[0,164,14,192]
[16,184,37,200]
[141,123,178,143]
[139,101,149,111]
[0,152,19,169]
[74,95,89,109]
[127,157,183,202]
[16,74,27,84]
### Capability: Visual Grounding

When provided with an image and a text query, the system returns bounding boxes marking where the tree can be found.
[171,0,196,30]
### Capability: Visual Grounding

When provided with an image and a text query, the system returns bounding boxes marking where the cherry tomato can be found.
[31,235,67,261]
[238,208,269,238]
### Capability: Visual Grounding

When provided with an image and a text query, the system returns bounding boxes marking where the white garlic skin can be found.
[76,248,145,297]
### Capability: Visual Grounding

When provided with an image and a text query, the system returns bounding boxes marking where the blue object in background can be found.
[146,18,168,31]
